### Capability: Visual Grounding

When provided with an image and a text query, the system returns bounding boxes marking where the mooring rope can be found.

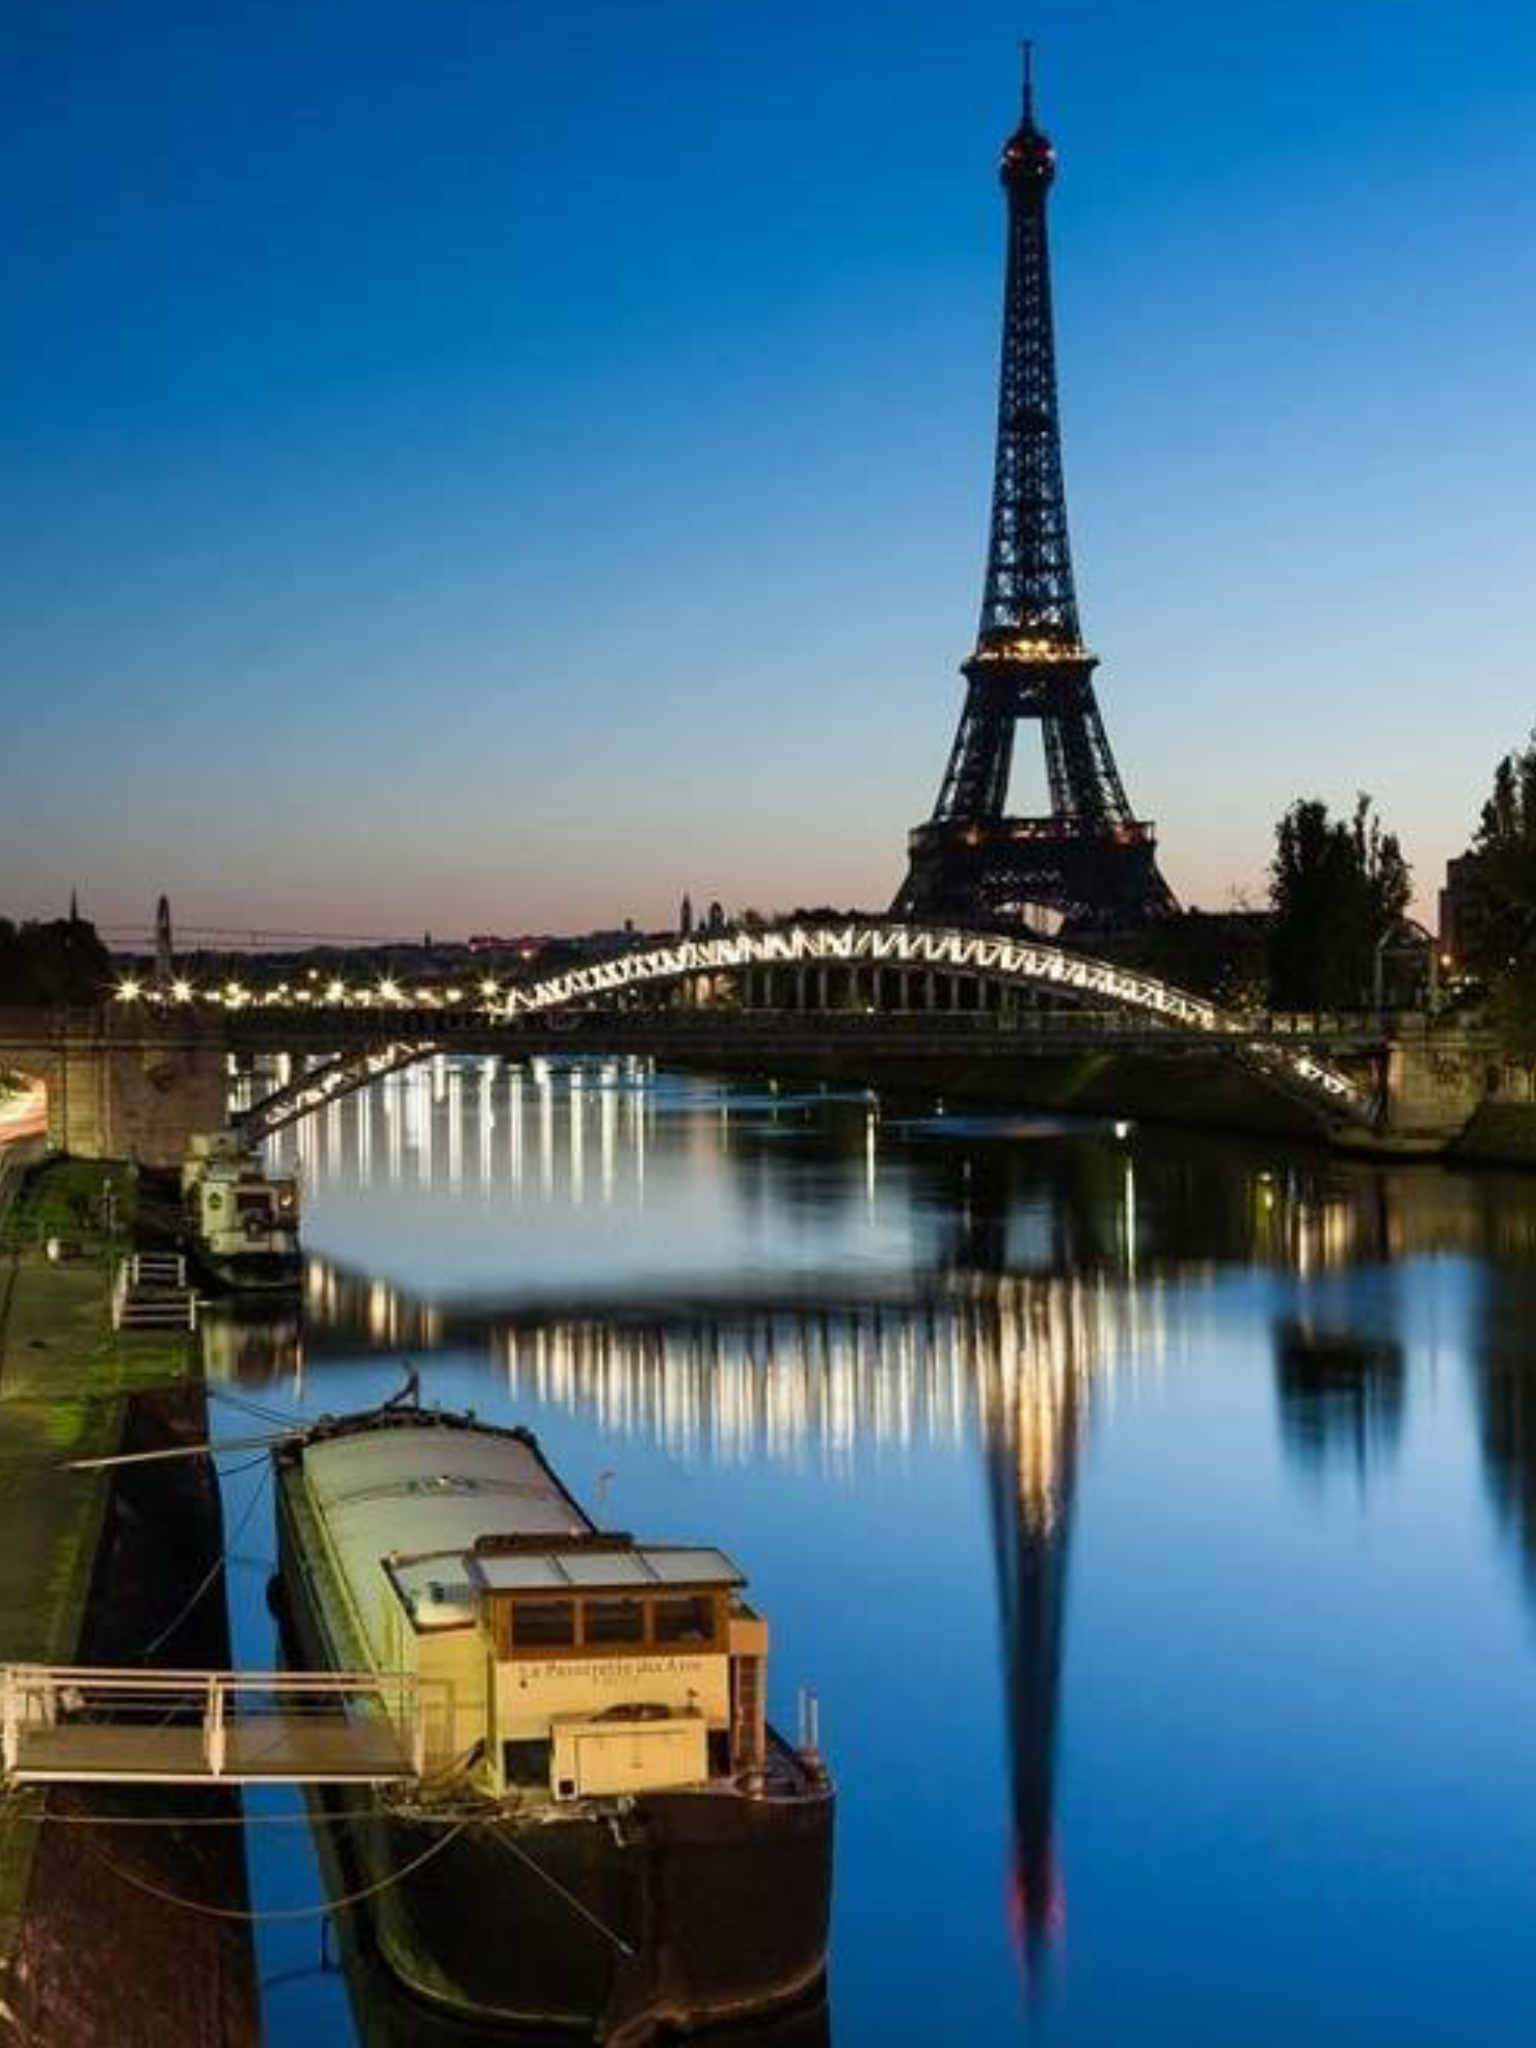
[80,1813,473,1922]
[7,1786,636,1955]
[207,1386,305,1430]
[0,1800,383,1831]
[483,1822,636,1958]
[140,1458,272,1660]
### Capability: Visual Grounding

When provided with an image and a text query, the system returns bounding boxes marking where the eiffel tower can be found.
[895,54,1176,934]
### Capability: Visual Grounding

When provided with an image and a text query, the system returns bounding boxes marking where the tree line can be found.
[0,917,113,1005]
[1264,732,1536,1048]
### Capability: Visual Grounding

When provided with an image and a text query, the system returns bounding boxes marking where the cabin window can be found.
[511,1599,576,1649]
[652,1594,716,1647]
[503,1739,550,1788]
[583,1597,645,1646]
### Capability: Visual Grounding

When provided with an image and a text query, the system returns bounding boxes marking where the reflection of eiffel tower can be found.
[977,1288,1094,1986]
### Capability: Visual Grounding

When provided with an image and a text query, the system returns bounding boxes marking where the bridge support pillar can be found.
[1374,1021,1490,1144]
[0,1008,230,1167]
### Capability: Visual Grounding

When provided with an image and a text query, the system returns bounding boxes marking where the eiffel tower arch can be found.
[895,54,1177,936]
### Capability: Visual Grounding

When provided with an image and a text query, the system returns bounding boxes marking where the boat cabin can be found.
[379,1532,769,1801]
[182,1129,299,1268]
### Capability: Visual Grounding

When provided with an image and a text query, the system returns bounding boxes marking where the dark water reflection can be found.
[212,1059,1536,2045]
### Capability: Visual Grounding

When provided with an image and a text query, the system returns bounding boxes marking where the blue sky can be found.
[2,0,1533,936]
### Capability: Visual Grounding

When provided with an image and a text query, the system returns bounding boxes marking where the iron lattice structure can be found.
[895,60,1177,933]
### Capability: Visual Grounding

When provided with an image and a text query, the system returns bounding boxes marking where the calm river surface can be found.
[212,1056,1536,2046]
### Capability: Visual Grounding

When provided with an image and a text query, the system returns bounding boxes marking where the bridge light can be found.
[115,978,142,1002]
[443,987,462,1004]
[170,978,193,1002]
[480,978,500,999]
[379,979,401,1003]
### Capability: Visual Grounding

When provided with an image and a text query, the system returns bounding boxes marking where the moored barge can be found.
[273,1403,833,2041]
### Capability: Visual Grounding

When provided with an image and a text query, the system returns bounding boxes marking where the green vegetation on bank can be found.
[0,1158,137,1253]
[0,1156,197,1968]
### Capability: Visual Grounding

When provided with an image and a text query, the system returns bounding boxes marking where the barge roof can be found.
[467,1546,744,1593]
[301,1421,591,1661]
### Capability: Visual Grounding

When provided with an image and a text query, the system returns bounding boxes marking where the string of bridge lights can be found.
[108,921,1371,1123]
[113,972,505,1012]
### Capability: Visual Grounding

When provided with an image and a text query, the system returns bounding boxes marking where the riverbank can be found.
[0,1155,258,2046]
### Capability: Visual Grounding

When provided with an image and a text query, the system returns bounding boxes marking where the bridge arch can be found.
[500,921,1372,1127]
[0,1064,50,1147]
[234,922,1373,1140]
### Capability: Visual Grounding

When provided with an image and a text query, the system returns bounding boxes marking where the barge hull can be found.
[275,1448,832,2038]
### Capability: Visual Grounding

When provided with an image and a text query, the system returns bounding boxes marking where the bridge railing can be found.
[226,1004,1388,1046]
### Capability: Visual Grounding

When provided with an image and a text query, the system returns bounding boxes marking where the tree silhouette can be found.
[1267,795,1410,1008]
[1472,735,1536,1053]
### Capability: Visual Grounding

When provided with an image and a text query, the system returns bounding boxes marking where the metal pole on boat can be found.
[60,1428,303,1472]
[205,1675,226,1778]
[795,1685,823,1762]
[1,1669,18,1776]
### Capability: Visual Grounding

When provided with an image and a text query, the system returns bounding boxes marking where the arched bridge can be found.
[226,921,1377,1140]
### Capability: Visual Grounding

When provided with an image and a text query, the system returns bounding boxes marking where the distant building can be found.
[1439,852,1491,971]
[154,894,175,985]
[467,934,549,962]
[679,893,694,936]
[572,927,647,960]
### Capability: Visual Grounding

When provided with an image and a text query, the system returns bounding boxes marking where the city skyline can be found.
[4,0,1534,933]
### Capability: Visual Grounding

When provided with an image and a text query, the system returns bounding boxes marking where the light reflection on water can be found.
[213,1058,1536,2046]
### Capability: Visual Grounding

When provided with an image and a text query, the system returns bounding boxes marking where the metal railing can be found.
[0,1664,425,1785]
[111,1254,198,1332]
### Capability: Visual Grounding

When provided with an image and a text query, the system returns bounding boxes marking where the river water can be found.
[211,1055,1536,2046]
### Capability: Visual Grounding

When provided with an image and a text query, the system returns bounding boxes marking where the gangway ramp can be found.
[0,1666,426,1786]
